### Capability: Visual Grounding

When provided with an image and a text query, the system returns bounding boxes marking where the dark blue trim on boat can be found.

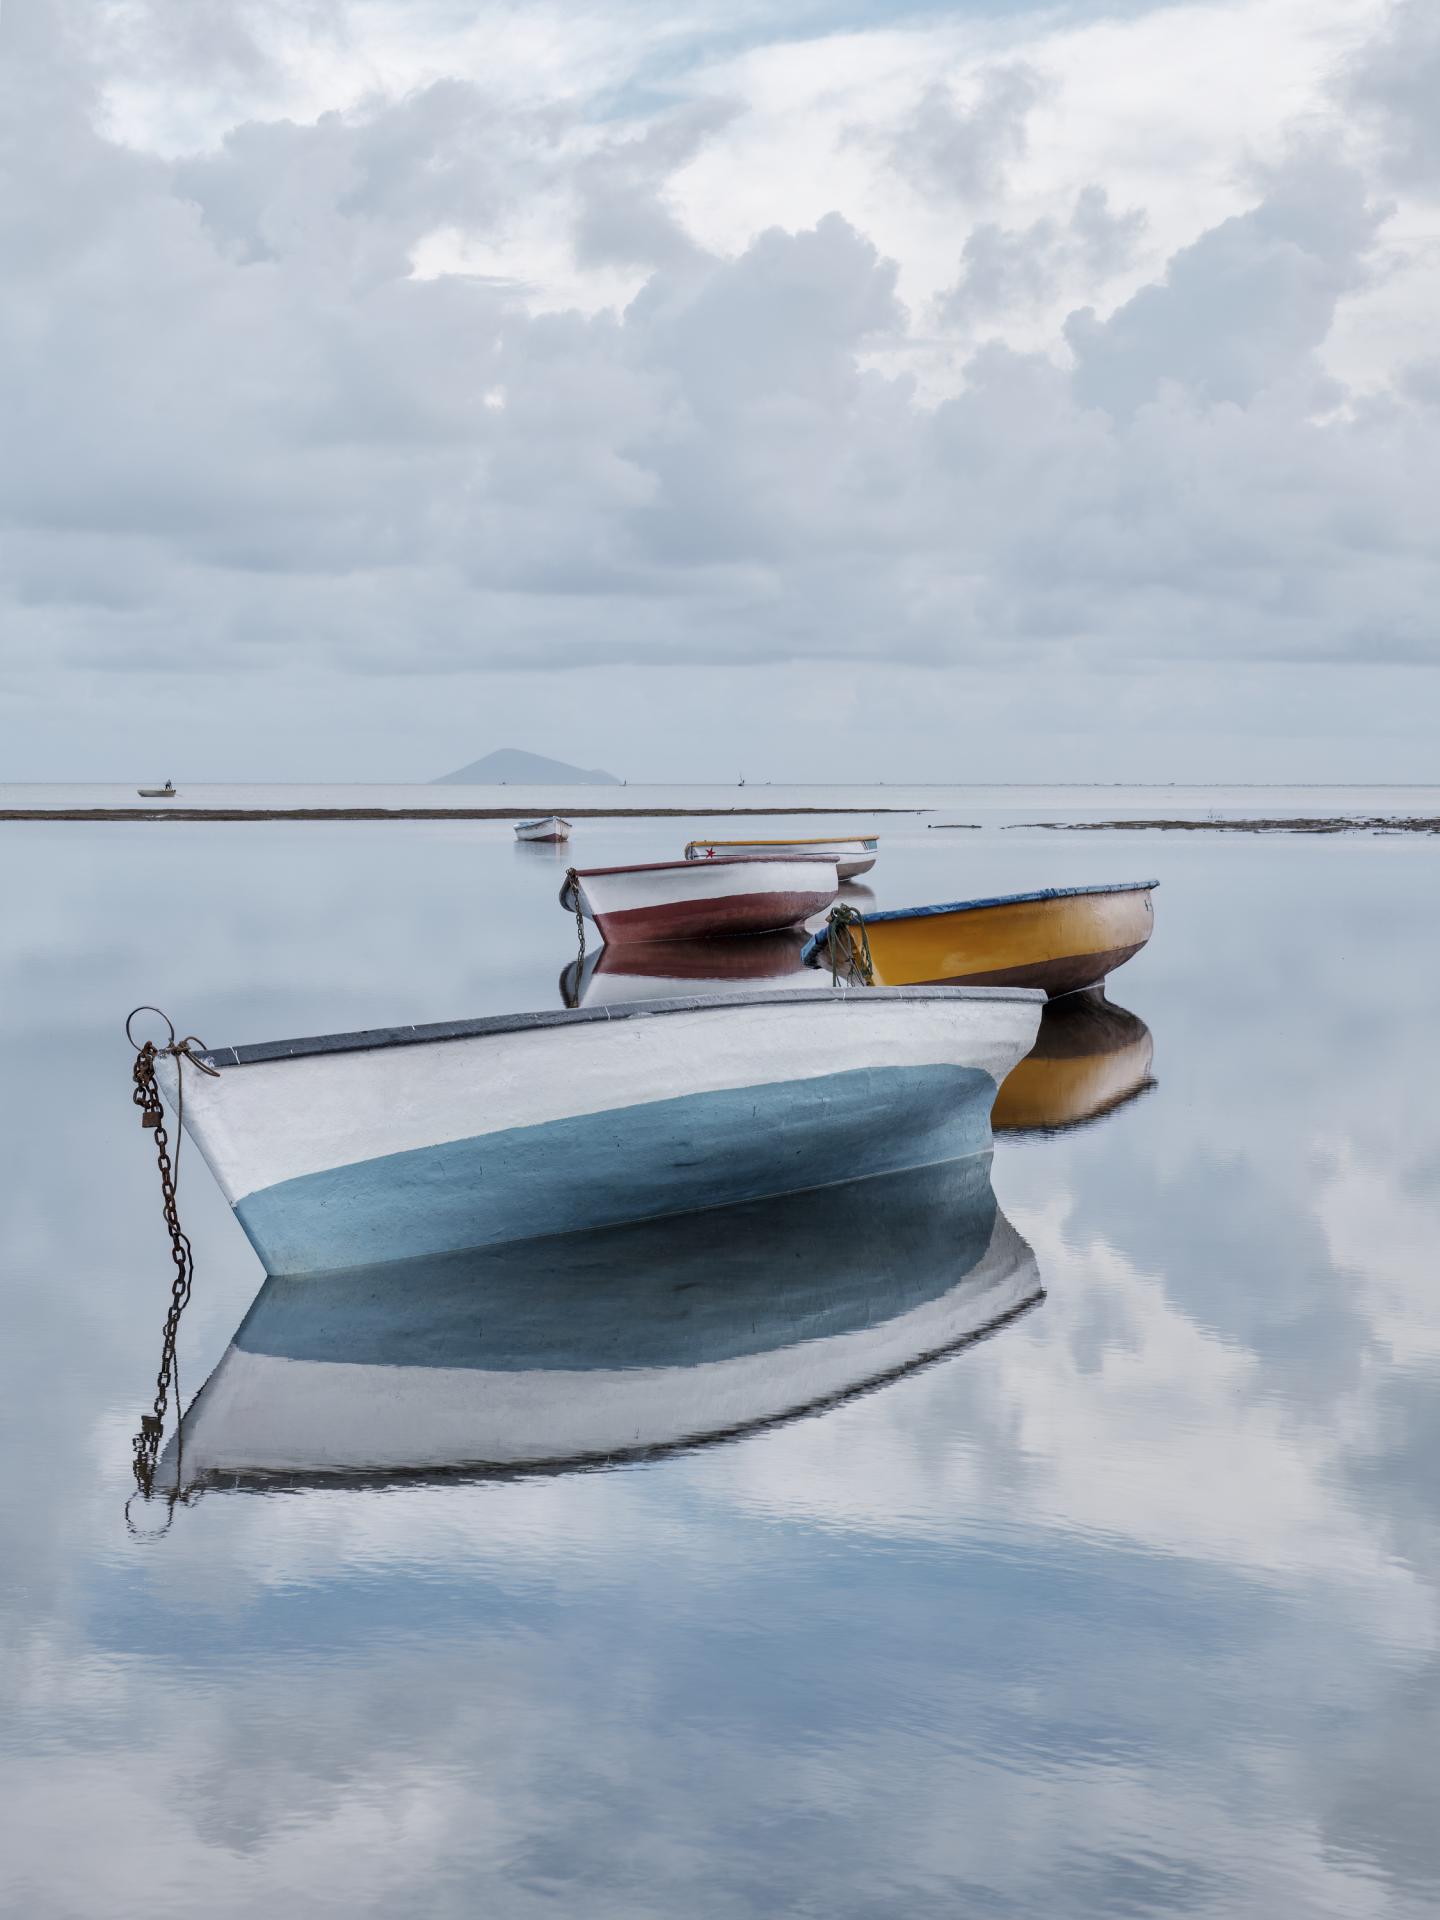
[801,882,1159,963]
[195,984,1044,1070]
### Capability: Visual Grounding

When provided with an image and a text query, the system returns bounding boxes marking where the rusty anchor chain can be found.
[564,867,586,969]
[125,1007,218,1505]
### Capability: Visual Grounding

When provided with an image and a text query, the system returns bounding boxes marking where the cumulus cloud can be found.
[1343,0,1440,189]
[887,61,1045,202]
[939,185,1145,326]
[572,100,736,271]
[1066,148,1387,416]
[0,0,1437,743]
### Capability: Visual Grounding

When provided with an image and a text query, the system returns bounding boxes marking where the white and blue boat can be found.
[157,988,1043,1278]
[157,1158,1042,1489]
[514,815,571,842]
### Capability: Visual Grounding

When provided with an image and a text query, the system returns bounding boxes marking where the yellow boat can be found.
[802,881,1157,996]
[992,992,1154,1133]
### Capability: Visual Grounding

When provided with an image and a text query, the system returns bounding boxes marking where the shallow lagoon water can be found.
[2,810,1437,1917]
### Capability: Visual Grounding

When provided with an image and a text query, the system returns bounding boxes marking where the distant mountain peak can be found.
[433,747,621,787]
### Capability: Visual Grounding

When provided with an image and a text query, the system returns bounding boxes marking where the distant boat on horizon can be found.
[136,781,176,798]
[515,815,571,843]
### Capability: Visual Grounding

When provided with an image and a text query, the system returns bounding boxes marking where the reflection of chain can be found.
[826,904,875,987]
[125,1008,218,1501]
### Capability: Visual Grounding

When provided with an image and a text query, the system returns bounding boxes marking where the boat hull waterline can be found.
[561,855,839,942]
[156,987,1044,1277]
[158,1158,1041,1489]
[803,882,1158,997]
[515,816,571,842]
[685,837,879,881]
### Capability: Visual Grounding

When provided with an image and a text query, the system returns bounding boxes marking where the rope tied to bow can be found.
[825,903,875,988]
[125,1007,218,1507]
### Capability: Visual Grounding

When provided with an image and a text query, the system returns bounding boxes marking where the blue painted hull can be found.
[234,1152,1002,1372]
[235,1063,999,1276]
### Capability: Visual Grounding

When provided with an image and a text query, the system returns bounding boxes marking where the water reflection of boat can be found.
[158,1157,1042,1491]
[159,988,1042,1276]
[561,931,809,1007]
[992,991,1154,1134]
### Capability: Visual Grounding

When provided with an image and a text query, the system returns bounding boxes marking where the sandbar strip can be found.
[1010,816,1440,834]
[0,805,923,823]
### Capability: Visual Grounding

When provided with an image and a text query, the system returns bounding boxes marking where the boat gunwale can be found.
[516,815,572,830]
[574,853,841,878]
[684,837,877,850]
[194,983,1046,1071]
[801,880,1159,961]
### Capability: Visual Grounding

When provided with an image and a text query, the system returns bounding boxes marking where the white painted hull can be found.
[515,816,571,842]
[158,1161,1041,1487]
[561,855,839,941]
[157,988,1043,1276]
[686,837,878,881]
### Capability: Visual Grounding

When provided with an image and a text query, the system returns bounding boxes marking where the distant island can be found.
[433,748,621,786]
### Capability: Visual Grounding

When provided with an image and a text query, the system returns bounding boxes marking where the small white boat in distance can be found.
[155,986,1044,1277]
[561,854,839,942]
[157,1159,1041,1491]
[515,815,571,842]
[686,835,878,880]
[137,781,176,798]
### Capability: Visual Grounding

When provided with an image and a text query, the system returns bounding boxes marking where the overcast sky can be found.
[2,0,1438,781]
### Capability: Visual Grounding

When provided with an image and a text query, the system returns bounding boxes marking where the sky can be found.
[1,0,1438,782]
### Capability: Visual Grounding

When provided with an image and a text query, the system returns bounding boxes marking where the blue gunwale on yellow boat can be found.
[802,881,1159,997]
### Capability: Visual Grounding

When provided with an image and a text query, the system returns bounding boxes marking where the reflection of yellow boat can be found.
[803,881,1157,996]
[993,991,1154,1134]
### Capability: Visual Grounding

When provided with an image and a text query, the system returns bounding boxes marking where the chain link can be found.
[126,1013,217,1501]
[564,867,586,966]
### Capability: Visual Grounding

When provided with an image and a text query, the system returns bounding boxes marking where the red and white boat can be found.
[560,855,839,943]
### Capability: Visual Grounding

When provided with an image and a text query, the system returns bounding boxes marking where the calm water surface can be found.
[1,813,1436,1917]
